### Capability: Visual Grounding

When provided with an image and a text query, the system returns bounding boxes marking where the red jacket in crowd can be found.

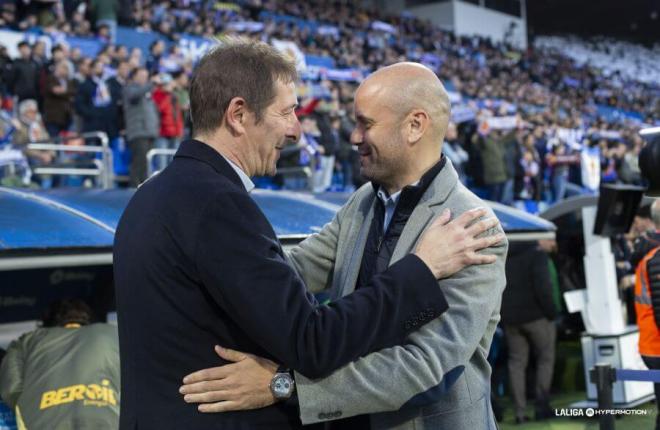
[152,87,183,138]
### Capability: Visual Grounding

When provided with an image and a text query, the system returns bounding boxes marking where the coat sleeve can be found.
[74,83,93,119]
[0,335,28,409]
[44,76,59,98]
[124,83,153,105]
[194,190,448,379]
[286,193,357,294]
[295,219,507,424]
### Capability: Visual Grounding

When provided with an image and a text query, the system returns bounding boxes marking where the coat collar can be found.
[336,158,460,292]
[174,139,245,190]
[389,158,460,263]
[418,156,459,207]
[365,156,458,209]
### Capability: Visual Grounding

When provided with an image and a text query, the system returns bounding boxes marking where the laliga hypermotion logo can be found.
[555,407,649,417]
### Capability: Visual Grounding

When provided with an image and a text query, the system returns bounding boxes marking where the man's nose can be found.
[288,115,302,143]
[351,128,363,146]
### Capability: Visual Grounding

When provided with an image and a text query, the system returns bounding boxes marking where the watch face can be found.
[272,374,293,398]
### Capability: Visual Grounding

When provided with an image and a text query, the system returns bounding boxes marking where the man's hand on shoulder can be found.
[179,346,278,413]
[415,207,504,279]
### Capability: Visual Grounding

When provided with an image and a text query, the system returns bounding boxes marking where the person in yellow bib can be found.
[0,299,119,430]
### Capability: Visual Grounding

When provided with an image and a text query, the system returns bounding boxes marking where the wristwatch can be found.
[269,367,295,400]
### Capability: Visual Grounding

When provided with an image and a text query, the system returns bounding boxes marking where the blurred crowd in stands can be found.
[0,0,657,211]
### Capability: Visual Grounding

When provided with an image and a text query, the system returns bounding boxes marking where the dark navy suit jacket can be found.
[114,139,448,429]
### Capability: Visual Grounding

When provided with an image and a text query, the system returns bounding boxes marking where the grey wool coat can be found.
[287,158,508,429]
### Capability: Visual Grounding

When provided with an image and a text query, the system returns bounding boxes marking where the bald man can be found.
[179,63,507,429]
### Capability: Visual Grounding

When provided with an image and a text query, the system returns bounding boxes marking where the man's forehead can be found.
[354,81,392,118]
[274,80,298,105]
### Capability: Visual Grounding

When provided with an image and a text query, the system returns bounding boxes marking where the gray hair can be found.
[18,99,38,117]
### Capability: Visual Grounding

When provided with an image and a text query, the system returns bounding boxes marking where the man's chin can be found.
[359,167,374,181]
[265,165,278,177]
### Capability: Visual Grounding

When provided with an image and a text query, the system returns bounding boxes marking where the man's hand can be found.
[415,207,504,279]
[179,346,278,413]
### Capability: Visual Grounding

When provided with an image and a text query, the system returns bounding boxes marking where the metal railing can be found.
[146,148,177,177]
[146,145,318,192]
[24,132,114,188]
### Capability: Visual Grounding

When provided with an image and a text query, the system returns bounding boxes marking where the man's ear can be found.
[406,109,430,145]
[225,97,248,136]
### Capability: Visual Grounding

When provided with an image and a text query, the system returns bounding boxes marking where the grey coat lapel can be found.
[390,158,460,264]
[335,189,376,298]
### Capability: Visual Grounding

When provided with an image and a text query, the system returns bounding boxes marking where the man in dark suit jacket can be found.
[114,40,482,430]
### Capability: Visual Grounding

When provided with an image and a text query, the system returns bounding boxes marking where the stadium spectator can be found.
[297,113,322,189]
[519,133,542,200]
[12,99,53,187]
[6,41,38,102]
[474,129,512,204]
[329,112,354,192]
[114,45,129,64]
[89,0,119,43]
[43,45,66,79]
[442,121,469,184]
[160,45,186,73]
[0,44,11,97]
[12,99,48,147]
[314,111,339,193]
[74,59,119,140]
[106,59,131,133]
[152,73,183,170]
[145,40,166,75]
[122,66,159,186]
[620,134,644,185]
[545,139,580,203]
[172,70,190,133]
[520,145,541,200]
[502,241,557,423]
[0,110,14,146]
[30,40,47,70]
[43,60,76,137]
[0,299,120,429]
[72,57,91,84]
[0,109,32,186]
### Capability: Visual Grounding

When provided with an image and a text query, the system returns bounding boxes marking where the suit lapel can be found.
[335,192,376,298]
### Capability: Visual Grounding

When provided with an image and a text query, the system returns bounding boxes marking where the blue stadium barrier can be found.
[590,364,660,430]
[616,368,660,383]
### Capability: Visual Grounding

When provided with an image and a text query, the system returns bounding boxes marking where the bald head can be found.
[351,62,451,193]
[358,62,451,140]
